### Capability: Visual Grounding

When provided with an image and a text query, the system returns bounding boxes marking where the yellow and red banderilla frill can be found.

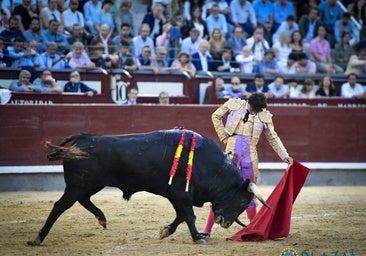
[168,130,196,192]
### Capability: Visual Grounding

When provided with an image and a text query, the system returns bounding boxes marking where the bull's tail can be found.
[45,134,89,161]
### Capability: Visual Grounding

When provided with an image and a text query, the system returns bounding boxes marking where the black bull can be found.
[28,129,255,245]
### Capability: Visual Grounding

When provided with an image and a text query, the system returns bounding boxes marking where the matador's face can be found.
[247,103,257,115]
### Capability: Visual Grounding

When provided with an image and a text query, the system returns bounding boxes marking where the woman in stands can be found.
[209,27,228,59]
[315,75,337,97]
[299,78,316,98]
[273,31,292,67]
[167,50,196,77]
[289,30,306,60]
[182,5,209,40]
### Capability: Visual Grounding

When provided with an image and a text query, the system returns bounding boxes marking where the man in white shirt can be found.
[268,75,289,98]
[39,0,61,30]
[341,73,366,99]
[246,26,270,62]
[236,45,259,73]
[62,0,85,35]
[191,39,213,72]
[181,28,201,55]
[132,23,155,58]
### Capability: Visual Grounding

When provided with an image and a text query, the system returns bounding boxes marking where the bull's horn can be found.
[235,218,247,227]
[248,183,271,209]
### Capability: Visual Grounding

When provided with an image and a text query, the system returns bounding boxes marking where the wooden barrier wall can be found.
[0,104,365,166]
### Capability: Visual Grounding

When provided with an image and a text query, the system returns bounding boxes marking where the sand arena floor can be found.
[0,186,365,256]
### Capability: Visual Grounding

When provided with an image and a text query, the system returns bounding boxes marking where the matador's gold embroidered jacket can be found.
[211,98,289,182]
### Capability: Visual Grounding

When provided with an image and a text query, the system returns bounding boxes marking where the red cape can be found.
[229,160,310,241]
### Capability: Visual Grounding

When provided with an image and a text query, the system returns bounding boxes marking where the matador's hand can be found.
[284,156,293,166]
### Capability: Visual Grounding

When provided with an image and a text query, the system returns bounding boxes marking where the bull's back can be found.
[62,130,239,197]
[62,131,189,192]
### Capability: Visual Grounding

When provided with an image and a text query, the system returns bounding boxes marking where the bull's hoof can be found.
[200,233,210,239]
[27,236,42,246]
[193,233,209,244]
[194,238,207,244]
[159,226,170,239]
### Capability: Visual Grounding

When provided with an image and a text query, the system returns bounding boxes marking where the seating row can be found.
[1,69,365,105]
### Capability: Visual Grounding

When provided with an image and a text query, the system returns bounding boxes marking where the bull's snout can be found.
[214,216,232,229]
[222,221,232,228]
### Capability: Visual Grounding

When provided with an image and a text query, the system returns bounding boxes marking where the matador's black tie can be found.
[243,110,249,123]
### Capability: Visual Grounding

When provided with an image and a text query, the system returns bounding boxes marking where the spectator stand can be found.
[1,68,366,106]
[206,72,366,106]
[0,69,112,104]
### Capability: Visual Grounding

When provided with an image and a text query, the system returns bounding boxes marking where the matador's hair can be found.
[248,92,267,113]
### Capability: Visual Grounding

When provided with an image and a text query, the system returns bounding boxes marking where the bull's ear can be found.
[241,178,250,191]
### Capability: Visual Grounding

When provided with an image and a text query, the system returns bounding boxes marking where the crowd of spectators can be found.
[204,72,366,100]
[0,0,366,99]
